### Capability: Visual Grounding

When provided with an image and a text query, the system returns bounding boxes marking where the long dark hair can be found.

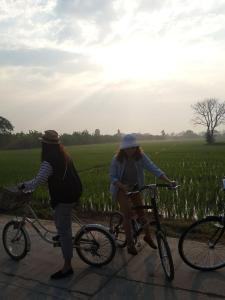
[41,143,70,167]
[116,146,143,163]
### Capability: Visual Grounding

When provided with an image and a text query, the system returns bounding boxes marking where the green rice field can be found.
[1,140,225,220]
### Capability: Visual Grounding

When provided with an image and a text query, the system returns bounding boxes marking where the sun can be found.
[92,38,181,82]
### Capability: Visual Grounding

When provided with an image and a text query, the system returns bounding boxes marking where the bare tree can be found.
[192,98,225,144]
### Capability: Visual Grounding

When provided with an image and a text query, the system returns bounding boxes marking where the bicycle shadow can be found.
[190,269,225,299]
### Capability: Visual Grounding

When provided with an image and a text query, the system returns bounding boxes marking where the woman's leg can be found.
[53,203,74,275]
[117,191,137,254]
[131,194,157,249]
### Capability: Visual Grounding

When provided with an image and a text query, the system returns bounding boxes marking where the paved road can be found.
[0,215,225,300]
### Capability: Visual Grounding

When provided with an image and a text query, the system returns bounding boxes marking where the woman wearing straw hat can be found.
[19,130,82,279]
[110,134,175,255]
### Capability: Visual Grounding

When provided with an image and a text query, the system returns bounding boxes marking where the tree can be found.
[0,116,14,134]
[178,130,199,139]
[94,129,100,136]
[161,130,166,138]
[192,98,225,144]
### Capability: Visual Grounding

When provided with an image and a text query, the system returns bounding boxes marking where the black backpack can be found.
[62,161,83,202]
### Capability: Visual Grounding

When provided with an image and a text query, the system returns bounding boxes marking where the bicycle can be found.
[178,179,225,271]
[1,186,116,267]
[109,183,178,281]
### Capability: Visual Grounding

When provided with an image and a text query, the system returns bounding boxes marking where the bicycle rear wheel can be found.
[2,221,29,260]
[109,211,127,248]
[156,231,174,281]
[75,225,116,267]
[178,216,225,271]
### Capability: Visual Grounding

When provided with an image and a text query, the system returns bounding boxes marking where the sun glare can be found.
[93,38,181,81]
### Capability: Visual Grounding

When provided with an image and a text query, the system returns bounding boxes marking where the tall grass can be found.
[1,140,225,220]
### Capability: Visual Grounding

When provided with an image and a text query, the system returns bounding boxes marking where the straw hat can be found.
[39,130,60,144]
[120,134,139,150]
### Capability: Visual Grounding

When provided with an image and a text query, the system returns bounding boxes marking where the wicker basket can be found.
[0,186,31,213]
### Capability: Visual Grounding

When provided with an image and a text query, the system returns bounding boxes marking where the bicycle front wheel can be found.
[178,216,225,271]
[2,221,29,260]
[109,211,127,248]
[156,231,174,281]
[75,225,116,267]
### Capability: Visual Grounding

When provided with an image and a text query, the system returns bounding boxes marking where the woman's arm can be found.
[109,157,128,193]
[142,153,165,178]
[20,161,53,191]
[142,153,175,184]
[159,174,175,185]
[109,157,120,184]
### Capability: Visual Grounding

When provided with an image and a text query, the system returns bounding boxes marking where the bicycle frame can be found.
[125,183,176,280]
[14,204,57,244]
[13,203,110,251]
[3,188,117,266]
[205,216,225,248]
[147,184,162,232]
[129,183,170,233]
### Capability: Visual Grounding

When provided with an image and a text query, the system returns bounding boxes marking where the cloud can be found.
[54,0,121,43]
[55,0,116,20]
[0,48,76,66]
[1,0,225,134]
[138,0,169,11]
[0,48,101,80]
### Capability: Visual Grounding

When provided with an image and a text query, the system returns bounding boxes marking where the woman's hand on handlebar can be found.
[168,180,178,189]
[169,180,177,186]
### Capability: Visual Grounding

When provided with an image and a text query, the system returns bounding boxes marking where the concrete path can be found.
[0,215,225,300]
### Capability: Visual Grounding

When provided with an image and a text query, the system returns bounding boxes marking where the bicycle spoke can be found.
[3,221,28,260]
[179,217,225,270]
[76,226,115,266]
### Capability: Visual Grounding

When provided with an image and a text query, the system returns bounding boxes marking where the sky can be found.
[1,0,225,135]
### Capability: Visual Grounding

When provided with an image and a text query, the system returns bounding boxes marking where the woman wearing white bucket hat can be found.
[110,134,175,255]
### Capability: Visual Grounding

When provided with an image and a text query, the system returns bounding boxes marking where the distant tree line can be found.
[1,97,225,149]
[0,126,223,150]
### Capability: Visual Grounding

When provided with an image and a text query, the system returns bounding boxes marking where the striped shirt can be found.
[23,161,53,191]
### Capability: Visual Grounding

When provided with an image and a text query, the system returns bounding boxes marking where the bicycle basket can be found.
[0,186,30,212]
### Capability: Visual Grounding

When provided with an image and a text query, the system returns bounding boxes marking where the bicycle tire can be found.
[2,221,29,260]
[74,225,116,267]
[156,231,174,281]
[109,211,127,248]
[178,216,225,271]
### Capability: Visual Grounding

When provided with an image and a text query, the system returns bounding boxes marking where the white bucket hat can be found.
[120,134,139,150]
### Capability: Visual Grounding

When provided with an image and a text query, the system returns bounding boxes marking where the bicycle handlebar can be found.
[145,183,179,190]
[126,183,179,197]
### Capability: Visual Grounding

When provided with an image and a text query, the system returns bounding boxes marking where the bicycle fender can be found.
[75,224,114,241]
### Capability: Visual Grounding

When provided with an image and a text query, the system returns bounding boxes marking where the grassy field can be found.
[1,139,225,220]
